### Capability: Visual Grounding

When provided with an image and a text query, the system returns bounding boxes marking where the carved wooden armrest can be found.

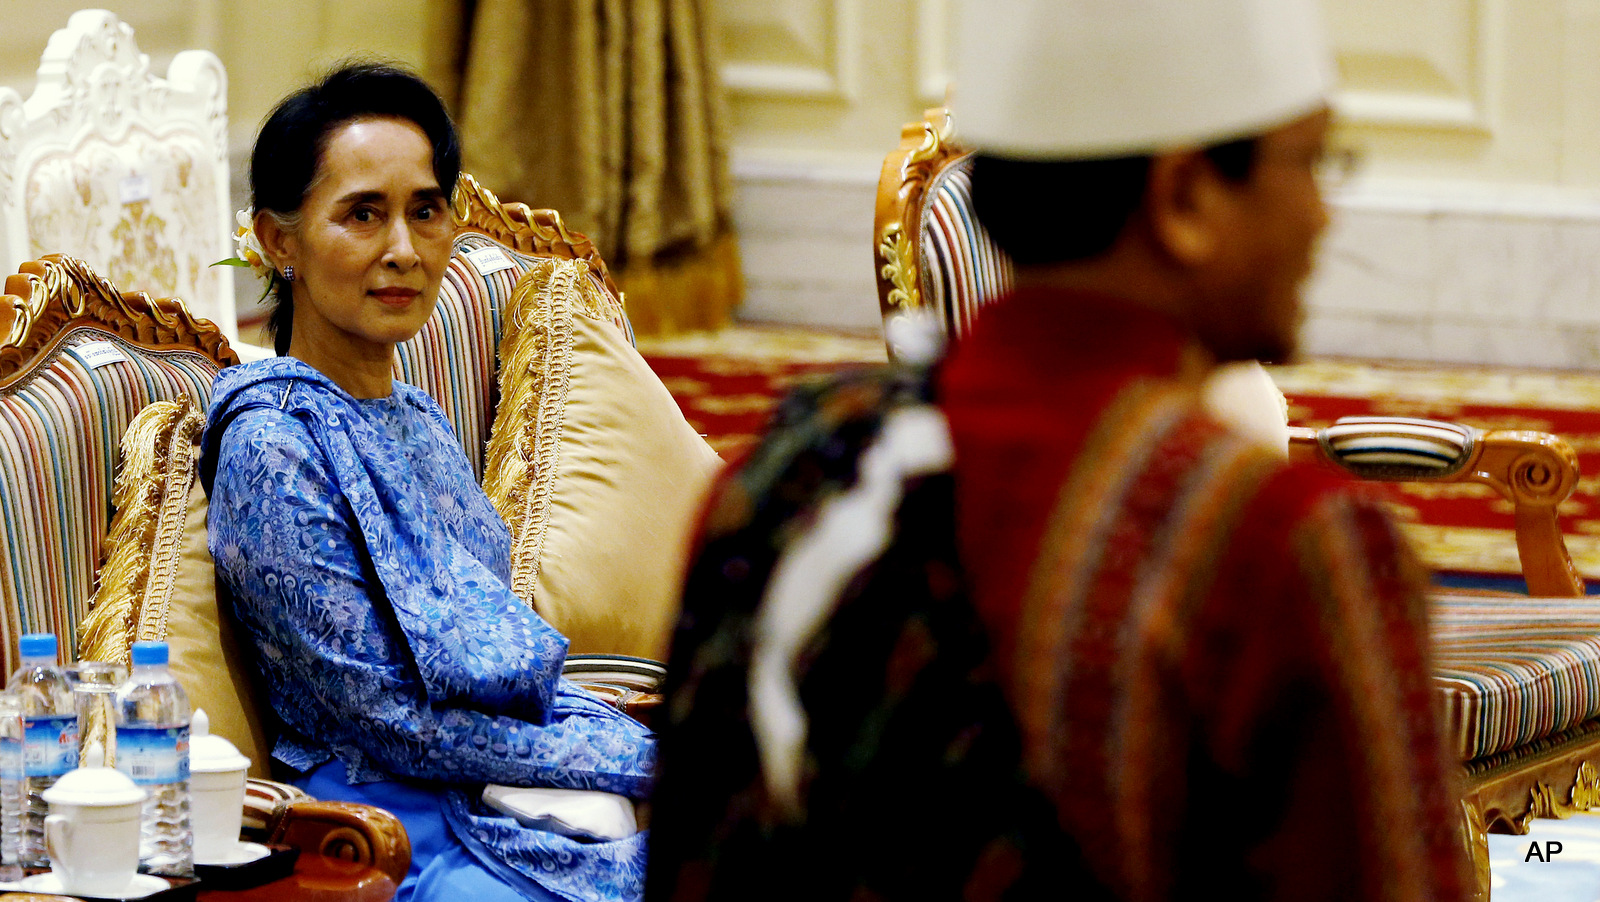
[268,799,412,887]
[1288,416,1584,597]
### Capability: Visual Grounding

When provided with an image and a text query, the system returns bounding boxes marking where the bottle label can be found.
[0,736,20,782]
[22,714,77,777]
[115,725,189,785]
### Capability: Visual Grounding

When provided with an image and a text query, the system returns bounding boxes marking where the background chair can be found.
[0,254,408,894]
[1292,415,1600,897]
[0,10,237,341]
[873,107,1010,348]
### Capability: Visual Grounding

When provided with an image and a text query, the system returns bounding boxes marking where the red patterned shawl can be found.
[939,287,1472,902]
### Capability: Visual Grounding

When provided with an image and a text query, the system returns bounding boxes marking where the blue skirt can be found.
[296,761,561,902]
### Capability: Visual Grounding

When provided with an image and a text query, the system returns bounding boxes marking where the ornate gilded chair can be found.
[0,255,408,895]
[0,11,236,341]
[1290,415,1600,896]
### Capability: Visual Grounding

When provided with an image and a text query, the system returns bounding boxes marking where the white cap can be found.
[954,0,1336,159]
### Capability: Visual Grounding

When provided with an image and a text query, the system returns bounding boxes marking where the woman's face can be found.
[273,116,453,363]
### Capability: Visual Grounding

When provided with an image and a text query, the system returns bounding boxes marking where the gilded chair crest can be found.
[873,108,1014,347]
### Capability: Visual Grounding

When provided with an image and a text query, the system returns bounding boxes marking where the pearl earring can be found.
[283,266,295,282]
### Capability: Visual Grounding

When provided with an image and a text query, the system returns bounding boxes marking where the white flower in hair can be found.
[212,208,275,284]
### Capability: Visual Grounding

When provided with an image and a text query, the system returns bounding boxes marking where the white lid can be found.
[954,0,1336,158]
[189,708,250,774]
[42,764,146,807]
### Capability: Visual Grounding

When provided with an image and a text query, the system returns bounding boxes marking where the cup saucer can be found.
[197,839,271,866]
[20,869,168,898]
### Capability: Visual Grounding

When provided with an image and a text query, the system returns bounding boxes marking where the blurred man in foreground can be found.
[647,2,1473,899]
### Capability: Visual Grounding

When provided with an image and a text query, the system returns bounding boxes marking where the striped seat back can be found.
[393,231,634,481]
[393,233,541,481]
[0,256,233,679]
[918,155,1013,339]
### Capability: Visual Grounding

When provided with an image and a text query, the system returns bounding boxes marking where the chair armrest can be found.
[244,777,411,886]
[1289,417,1584,597]
[268,799,411,887]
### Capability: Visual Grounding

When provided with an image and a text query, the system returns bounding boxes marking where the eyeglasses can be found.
[1246,143,1365,192]
[1313,146,1364,192]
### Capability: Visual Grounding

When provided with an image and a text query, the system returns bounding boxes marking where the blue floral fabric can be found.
[202,357,653,901]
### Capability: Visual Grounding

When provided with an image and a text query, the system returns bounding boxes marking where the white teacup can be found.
[189,708,251,864]
[41,763,147,896]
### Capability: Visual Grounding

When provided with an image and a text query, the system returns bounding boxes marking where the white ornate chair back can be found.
[0,10,235,339]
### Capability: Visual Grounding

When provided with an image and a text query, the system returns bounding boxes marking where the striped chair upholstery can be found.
[1434,594,1600,761]
[397,176,632,480]
[917,158,1013,339]
[1318,416,1477,478]
[392,232,538,481]
[0,254,236,680]
[1290,418,1582,597]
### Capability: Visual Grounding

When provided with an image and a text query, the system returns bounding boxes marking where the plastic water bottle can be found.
[0,691,23,878]
[9,634,77,869]
[115,640,193,877]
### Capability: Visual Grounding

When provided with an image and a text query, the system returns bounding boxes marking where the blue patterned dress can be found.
[201,357,654,902]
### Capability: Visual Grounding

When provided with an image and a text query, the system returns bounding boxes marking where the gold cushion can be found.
[484,259,722,660]
[80,397,269,778]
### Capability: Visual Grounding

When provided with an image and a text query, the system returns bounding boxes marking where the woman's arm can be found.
[208,407,654,796]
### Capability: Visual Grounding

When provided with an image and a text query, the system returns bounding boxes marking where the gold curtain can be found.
[426,0,741,336]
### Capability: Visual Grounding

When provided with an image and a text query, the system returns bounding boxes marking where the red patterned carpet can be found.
[640,329,1600,581]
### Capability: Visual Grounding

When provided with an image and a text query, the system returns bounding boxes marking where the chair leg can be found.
[1463,799,1491,902]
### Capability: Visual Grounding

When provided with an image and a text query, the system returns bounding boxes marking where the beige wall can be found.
[717,0,1600,193]
[0,0,429,156]
[9,1,1600,361]
[4,2,1593,197]
[718,1,1600,365]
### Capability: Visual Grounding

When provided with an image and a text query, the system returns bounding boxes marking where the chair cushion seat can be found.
[1432,593,1600,761]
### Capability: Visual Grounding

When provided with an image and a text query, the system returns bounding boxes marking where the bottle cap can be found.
[42,763,146,807]
[130,641,169,667]
[18,633,56,662]
[189,709,250,774]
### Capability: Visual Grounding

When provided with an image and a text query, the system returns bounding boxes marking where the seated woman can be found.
[201,63,653,902]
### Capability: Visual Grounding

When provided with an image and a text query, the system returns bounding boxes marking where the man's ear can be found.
[254,211,294,273]
[1144,150,1232,267]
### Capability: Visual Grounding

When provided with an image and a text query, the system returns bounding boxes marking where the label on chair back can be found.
[71,341,129,370]
[465,246,515,275]
[119,174,152,205]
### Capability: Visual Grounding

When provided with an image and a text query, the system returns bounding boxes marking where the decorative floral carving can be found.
[0,255,237,387]
[878,222,919,311]
[1522,761,1600,824]
[874,107,964,319]
[109,201,178,295]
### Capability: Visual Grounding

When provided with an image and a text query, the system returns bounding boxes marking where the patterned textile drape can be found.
[426,0,741,335]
